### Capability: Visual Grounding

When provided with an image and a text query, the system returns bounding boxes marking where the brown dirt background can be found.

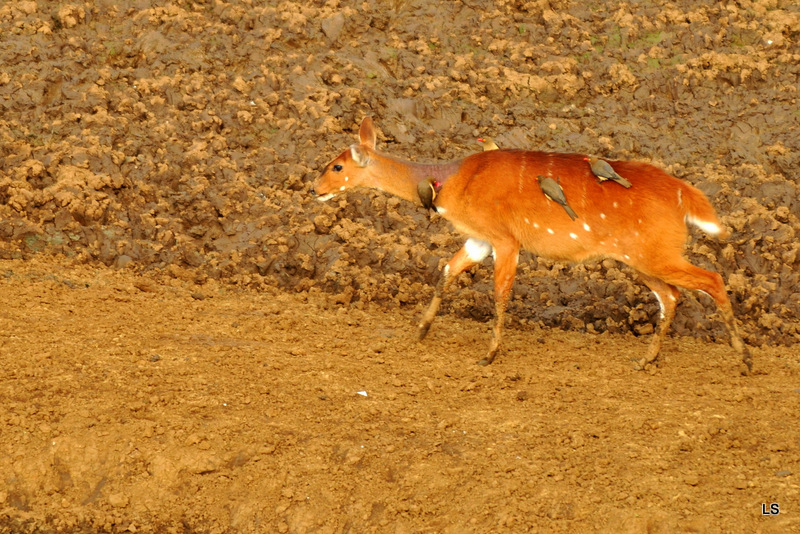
[1,0,799,532]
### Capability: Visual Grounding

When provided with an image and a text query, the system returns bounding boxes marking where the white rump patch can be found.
[317,193,336,202]
[686,215,722,235]
[465,238,492,262]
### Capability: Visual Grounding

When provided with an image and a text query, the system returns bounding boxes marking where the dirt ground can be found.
[1,0,800,532]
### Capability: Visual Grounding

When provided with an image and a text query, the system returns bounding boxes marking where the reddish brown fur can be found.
[313,117,751,373]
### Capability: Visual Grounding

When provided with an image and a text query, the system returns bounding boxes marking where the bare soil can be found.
[1,0,799,532]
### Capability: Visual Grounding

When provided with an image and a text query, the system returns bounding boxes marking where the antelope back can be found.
[433,150,722,272]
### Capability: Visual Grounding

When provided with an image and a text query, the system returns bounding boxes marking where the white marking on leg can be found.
[583,223,591,232]
[653,291,665,319]
[465,238,492,262]
[443,264,450,278]
[317,193,336,201]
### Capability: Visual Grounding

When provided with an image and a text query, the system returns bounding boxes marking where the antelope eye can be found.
[333,164,343,172]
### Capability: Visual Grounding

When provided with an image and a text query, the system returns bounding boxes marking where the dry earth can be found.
[1,0,800,532]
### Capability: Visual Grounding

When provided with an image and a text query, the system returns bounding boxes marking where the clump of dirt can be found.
[1,2,799,339]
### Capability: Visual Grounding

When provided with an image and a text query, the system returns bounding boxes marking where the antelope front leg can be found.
[418,238,491,341]
[478,240,519,366]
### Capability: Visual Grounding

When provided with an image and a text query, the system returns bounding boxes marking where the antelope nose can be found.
[309,186,317,196]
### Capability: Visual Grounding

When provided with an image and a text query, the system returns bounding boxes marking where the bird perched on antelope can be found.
[536,175,579,221]
[417,177,441,211]
[477,137,499,151]
[585,156,632,188]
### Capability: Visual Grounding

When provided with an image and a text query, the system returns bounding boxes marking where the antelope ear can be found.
[359,116,376,149]
[351,145,370,167]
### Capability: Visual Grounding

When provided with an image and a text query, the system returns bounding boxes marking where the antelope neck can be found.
[370,151,460,203]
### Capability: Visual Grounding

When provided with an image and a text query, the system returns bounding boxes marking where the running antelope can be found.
[311,117,751,374]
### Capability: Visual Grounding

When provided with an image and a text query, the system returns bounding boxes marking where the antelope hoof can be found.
[741,349,753,376]
[418,322,432,341]
[477,350,498,366]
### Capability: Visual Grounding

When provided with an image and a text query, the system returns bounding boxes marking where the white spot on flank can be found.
[344,176,349,182]
[547,228,554,235]
[570,233,578,239]
[686,215,722,235]
[624,254,631,260]
[600,213,606,219]
[524,218,530,224]
[613,202,619,208]
[437,207,447,215]
[465,238,492,262]
[637,218,642,224]
[534,222,540,229]
[583,223,591,232]
[339,186,346,191]
[599,241,605,245]
[677,188,683,206]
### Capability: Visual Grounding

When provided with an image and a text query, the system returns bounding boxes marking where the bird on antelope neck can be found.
[417,177,441,211]
[584,156,632,188]
[536,175,578,221]
[477,137,500,151]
